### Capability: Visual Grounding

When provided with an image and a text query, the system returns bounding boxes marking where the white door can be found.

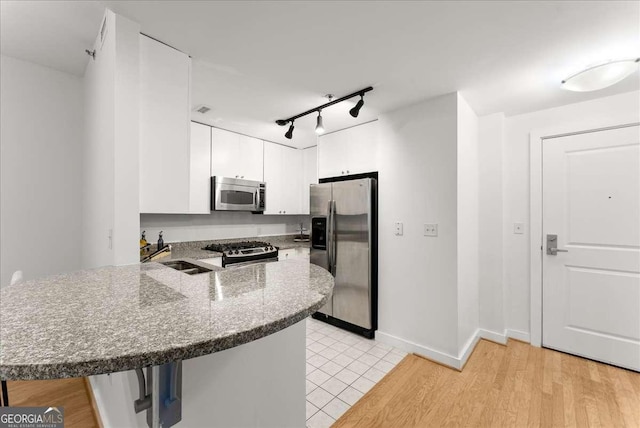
[542,125,640,371]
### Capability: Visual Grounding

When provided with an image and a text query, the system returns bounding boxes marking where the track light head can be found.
[276,119,288,126]
[315,111,325,135]
[349,94,365,118]
[285,122,295,139]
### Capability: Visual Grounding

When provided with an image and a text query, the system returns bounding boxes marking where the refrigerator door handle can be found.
[331,200,337,276]
[327,200,333,274]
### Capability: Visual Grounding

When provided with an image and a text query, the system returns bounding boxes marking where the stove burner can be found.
[203,241,273,252]
[202,241,278,267]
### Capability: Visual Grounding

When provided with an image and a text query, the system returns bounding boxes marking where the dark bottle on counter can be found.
[157,231,164,250]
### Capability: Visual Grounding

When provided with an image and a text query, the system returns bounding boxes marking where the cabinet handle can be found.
[283,210,286,214]
[346,170,350,174]
[341,171,345,174]
[235,175,239,178]
[241,175,244,179]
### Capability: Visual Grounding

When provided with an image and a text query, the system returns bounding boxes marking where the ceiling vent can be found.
[194,105,213,114]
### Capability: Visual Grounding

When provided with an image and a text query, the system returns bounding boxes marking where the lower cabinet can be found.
[263,142,302,215]
[278,248,310,260]
[199,257,222,267]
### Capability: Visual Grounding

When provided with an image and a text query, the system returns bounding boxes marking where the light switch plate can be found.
[514,223,524,234]
[394,222,403,236]
[424,223,438,237]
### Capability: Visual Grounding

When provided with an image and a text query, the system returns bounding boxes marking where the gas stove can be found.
[202,241,278,267]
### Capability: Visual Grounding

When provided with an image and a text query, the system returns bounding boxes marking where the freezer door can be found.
[310,183,333,316]
[332,178,372,329]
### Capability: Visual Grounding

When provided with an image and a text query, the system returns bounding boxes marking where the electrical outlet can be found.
[424,223,438,237]
[514,223,524,234]
[394,222,403,236]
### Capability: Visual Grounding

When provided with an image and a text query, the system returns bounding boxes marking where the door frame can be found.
[529,116,639,347]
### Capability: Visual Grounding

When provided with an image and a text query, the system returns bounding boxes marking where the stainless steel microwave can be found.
[211,176,265,212]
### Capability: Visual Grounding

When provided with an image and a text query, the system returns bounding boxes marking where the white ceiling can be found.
[2,1,639,148]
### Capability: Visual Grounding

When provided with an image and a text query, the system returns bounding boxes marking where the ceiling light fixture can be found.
[561,58,640,92]
[276,86,373,138]
[349,94,365,118]
[284,121,295,140]
[315,111,325,135]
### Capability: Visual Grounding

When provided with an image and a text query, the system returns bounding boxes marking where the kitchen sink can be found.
[161,260,213,275]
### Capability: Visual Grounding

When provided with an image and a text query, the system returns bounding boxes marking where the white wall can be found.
[456,93,479,353]
[140,213,309,243]
[503,90,640,338]
[0,55,83,286]
[91,320,306,428]
[82,10,139,269]
[376,93,460,360]
[477,113,506,338]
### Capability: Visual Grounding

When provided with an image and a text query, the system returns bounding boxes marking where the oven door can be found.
[212,177,264,212]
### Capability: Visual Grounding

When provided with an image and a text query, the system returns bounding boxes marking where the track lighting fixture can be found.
[349,94,365,118]
[285,122,295,139]
[275,86,373,138]
[315,111,325,135]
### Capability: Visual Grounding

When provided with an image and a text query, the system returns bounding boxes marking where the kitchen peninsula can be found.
[0,259,333,427]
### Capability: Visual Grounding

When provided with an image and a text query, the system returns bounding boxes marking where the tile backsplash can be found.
[140,212,310,243]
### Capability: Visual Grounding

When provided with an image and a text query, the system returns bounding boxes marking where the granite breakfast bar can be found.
[0,259,333,427]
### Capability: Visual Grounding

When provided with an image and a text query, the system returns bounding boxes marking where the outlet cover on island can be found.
[394,222,403,236]
[514,223,524,234]
[424,224,438,237]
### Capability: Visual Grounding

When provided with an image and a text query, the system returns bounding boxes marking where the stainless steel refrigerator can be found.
[310,177,377,338]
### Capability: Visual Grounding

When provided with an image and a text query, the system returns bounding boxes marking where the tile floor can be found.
[305,317,407,428]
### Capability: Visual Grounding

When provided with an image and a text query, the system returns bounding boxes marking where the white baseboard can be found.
[376,328,532,371]
[88,376,111,428]
[458,329,482,369]
[478,328,508,345]
[506,329,530,343]
[376,330,461,369]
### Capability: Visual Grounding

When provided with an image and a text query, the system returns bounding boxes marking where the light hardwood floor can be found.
[6,378,100,428]
[333,339,640,427]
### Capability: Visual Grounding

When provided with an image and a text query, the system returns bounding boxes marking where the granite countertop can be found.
[145,234,311,261]
[0,259,332,380]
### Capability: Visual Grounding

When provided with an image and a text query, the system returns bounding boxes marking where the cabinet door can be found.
[210,127,239,178]
[301,146,318,215]
[139,35,191,213]
[318,132,345,179]
[263,142,283,214]
[189,122,211,214]
[238,135,264,181]
[282,146,302,214]
[317,121,379,179]
[346,120,379,175]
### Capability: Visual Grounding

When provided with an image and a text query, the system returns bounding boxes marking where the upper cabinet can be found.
[210,127,263,181]
[139,35,192,213]
[264,142,301,215]
[318,120,379,179]
[301,146,318,215]
[189,122,212,214]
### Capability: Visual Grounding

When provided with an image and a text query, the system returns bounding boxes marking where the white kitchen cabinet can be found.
[139,35,192,213]
[301,146,318,215]
[263,142,302,215]
[199,257,223,267]
[211,127,263,181]
[318,120,379,179]
[189,122,212,214]
[278,247,310,260]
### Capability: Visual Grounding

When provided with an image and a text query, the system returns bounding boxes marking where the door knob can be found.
[546,234,569,255]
